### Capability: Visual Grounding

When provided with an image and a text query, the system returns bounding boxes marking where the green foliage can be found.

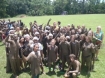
[0,0,105,18]
[0,0,7,18]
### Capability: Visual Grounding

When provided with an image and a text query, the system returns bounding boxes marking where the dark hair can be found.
[34,21,37,23]
[24,28,29,34]
[89,28,91,30]
[19,37,25,43]
[58,21,61,25]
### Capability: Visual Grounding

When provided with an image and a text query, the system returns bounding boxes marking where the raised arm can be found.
[47,18,51,26]
[5,34,13,44]
[54,26,61,39]
[91,43,95,53]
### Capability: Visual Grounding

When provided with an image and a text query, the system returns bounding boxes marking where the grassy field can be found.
[0,14,105,78]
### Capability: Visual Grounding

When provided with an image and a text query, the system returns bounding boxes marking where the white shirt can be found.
[30,42,43,51]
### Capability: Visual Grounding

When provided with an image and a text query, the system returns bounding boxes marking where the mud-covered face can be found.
[80,34,85,40]
[33,29,37,33]
[85,37,90,43]
[11,35,14,40]
[88,31,93,37]
[66,38,70,42]
[20,37,24,43]
[24,30,27,33]
[49,36,53,39]
[13,35,18,41]
[71,30,75,34]
[53,22,57,27]
[71,35,76,42]
[61,29,65,33]
[60,37,65,42]
[16,27,20,31]
[70,57,74,62]
[33,39,38,43]
[50,40,55,46]
[34,44,39,51]
[56,37,60,42]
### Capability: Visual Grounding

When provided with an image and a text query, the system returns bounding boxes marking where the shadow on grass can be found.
[81,66,87,76]
[56,71,65,77]
[80,66,91,78]
[0,43,4,46]
[10,67,31,78]
[10,74,14,78]
[21,67,31,75]
[46,71,56,76]
[9,66,97,78]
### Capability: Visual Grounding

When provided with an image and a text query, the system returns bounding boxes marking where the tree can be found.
[0,0,7,18]
[0,0,105,18]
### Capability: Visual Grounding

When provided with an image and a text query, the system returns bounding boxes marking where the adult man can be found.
[21,44,41,78]
[5,34,20,78]
[64,54,81,78]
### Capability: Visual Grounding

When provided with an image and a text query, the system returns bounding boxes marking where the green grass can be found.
[0,14,105,78]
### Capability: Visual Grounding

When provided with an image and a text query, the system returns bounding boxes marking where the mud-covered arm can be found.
[68,62,80,74]
[5,35,13,44]
[21,49,32,62]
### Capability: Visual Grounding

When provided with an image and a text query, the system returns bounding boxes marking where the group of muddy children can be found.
[0,19,104,78]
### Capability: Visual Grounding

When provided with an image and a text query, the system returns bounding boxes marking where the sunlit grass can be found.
[0,14,105,78]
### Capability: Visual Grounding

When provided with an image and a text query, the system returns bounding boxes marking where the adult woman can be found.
[94,26,104,60]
